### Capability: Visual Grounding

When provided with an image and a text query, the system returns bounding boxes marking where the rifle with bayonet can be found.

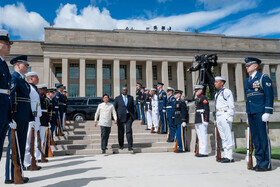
[11,129,24,184]
[246,122,253,169]
[213,111,221,161]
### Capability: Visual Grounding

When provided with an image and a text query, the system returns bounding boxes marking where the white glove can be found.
[9,120,17,129]
[30,121,36,129]
[227,117,234,123]
[203,122,209,125]
[182,122,187,127]
[262,113,270,122]
[48,123,51,128]
[162,110,166,113]
[34,122,40,132]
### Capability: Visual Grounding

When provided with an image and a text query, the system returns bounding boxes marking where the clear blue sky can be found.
[0,0,280,40]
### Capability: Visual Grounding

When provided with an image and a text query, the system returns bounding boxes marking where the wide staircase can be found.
[51,120,175,156]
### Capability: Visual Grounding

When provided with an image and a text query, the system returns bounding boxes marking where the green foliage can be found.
[234,147,280,160]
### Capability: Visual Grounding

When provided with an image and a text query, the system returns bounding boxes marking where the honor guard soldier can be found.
[55,84,65,136]
[62,87,68,129]
[214,76,235,163]
[166,87,176,142]
[46,88,58,145]
[150,88,159,133]
[174,90,188,153]
[0,30,12,162]
[144,88,153,130]
[194,85,209,157]
[157,82,167,134]
[135,83,142,120]
[139,87,146,125]
[244,57,274,171]
[24,72,42,170]
[6,55,33,184]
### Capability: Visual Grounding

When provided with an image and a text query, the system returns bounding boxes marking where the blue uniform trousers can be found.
[167,118,175,140]
[0,123,9,160]
[248,112,271,169]
[136,103,141,120]
[5,121,29,180]
[175,124,186,151]
[140,105,145,124]
[159,110,167,133]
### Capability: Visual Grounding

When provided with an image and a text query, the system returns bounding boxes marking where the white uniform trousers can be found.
[216,113,235,159]
[146,110,153,129]
[152,111,159,131]
[40,126,47,152]
[195,123,209,155]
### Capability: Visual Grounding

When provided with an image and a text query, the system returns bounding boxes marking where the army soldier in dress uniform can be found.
[55,84,65,136]
[157,82,167,134]
[6,55,33,184]
[135,83,142,120]
[46,88,58,145]
[194,85,210,157]
[62,87,68,129]
[0,30,12,162]
[166,87,176,142]
[144,88,152,130]
[174,90,188,153]
[150,88,159,133]
[214,76,235,163]
[244,57,274,171]
[24,72,42,170]
[139,87,146,125]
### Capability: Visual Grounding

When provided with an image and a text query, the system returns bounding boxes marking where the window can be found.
[69,64,79,79]
[69,84,79,97]
[86,64,95,80]
[86,84,96,97]
[168,66,172,80]
[103,84,111,97]
[103,64,111,79]
[152,65,157,80]
[120,65,127,80]
[28,67,31,72]
[55,67,62,78]
[184,65,187,80]
[136,65,142,80]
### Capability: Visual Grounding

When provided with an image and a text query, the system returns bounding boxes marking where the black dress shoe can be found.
[102,150,106,154]
[166,139,174,142]
[38,159,49,163]
[220,158,234,163]
[128,148,133,151]
[23,177,29,183]
[255,166,272,172]
[119,146,124,150]
[160,132,167,134]
[145,128,150,130]
[195,154,208,157]
[174,150,184,153]
[249,165,259,170]
[151,131,156,133]
[5,180,14,184]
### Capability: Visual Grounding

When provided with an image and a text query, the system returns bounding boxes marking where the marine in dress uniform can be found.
[150,88,159,133]
[55,84,65,136]
[144,88,153,130]
[194,85,210,157]
[166,87,176,142]
[46,89,58,145]
[139,87,146,125]
[24,72,42,169]
[0,30,12,161]
[244,57,274,171]
[6,55,33,184]
[214,76,235,163]
[135,83,142,120]
[157,82,167,134]
[174,90,188,153]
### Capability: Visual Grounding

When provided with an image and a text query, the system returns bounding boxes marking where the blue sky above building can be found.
[0,0,279,40]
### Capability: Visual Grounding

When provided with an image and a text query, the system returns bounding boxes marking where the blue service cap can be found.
[157,82,164,86]
[56,84,64,89]
[167,87,175,92]
[10,55,29,65]
[0,30,13,45]
[174,89,183,94]
[245,57,261,67]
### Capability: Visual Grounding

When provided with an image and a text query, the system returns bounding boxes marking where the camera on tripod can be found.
[195,54,218,64]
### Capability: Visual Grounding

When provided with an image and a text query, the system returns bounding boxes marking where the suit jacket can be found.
[114,94,135,123]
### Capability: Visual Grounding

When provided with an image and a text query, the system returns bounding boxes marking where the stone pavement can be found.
[1,152,279,187]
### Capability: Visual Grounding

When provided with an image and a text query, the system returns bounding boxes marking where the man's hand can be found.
[162,110,166,113]
[9,120,17,129]
[114,120,117,124]
[262,113,270,122]
[94,122,97,127]
[187,68,190,72]
[227,117,233,123]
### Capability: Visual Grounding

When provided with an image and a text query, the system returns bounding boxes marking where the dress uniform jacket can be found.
[40,95,49,127]
[166,95,176,118]
[195,95,210,123]
[46,97,57,125]
[174,99,188,125]
[56,91,65,119]
[145,94,152,111]
[158,89,167,111]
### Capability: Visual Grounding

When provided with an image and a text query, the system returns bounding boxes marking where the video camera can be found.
[195,54,218,64]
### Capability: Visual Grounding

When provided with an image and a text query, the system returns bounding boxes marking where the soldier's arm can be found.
[261,75,274,114]
[202,96,210,122]
[180,102,188,122]
[9,76,18,112]
[224,89,235,117]
[163,92,167,110]
[189,63,201,72]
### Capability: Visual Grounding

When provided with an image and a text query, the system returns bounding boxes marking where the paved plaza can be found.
[1,152,279,187]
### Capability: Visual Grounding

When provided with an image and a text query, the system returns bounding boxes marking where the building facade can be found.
[7,28,280,100]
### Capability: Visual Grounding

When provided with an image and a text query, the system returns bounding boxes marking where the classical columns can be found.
[146,60,153,89]
[221,63,229,88]
[79,59,86,97]
[276,64,280,100]
[161,61,169,89]
[262,64,271,77]
[62,58,69,89]
[43,57,50,87]
[130,60,137,98]
[177,61,184,93]
[113,59,120,98]
[96,59,103,97]
[235,63,245,101]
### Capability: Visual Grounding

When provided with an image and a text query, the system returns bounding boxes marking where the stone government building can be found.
[8,27,280,100]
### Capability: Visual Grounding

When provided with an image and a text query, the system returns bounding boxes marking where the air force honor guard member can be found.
[0,30,13,161]
[214,76,235,163]
[244,57,274,171]
[174,90,188,153]
[157,82,167,134]
[166,87,176,142]
[55,84,65,136]
[6,55,33,184]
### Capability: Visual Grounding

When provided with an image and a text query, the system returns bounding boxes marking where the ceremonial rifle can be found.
[37,131,47,162]
[213,112,221,161]
[246,122,253,169]
[30,127,37,170]
[11,129,24,184]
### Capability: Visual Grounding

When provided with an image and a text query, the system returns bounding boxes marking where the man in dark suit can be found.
[114,87,135,151]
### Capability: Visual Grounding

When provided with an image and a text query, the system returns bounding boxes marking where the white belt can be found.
[166,106,172,109]
[216,107,228,112]
[41,109,47,112]
[0,89,10,95]
[55,106,59,109]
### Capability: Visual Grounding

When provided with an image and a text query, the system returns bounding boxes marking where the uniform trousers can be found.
[195,123,208,155]
[175,124,186,151]
[152,110,159,131]
[136,103,141,120]
[146,110,153,129]
[140,104,145,124]
[100,126,111,151]
[248,112,271,169]
[39,126,47,153]
[62,113,66,130]
[167,118,176,140]
[159,110,167,133]
[118,114,133,149]
[216,113,235,159]
[0,123,9,160]
[5,121,29,181]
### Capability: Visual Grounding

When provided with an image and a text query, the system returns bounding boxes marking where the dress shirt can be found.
[94,102,117,127]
